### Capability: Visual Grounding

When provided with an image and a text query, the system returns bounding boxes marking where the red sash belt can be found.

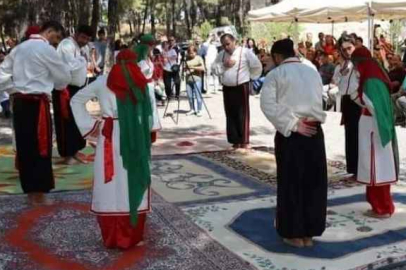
[60,88,71,119]
[102,117,118,183]
[303,120,321,127]
[362,108,372,116]
[13,93,51,158]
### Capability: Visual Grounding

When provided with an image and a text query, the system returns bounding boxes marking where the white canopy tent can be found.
[248,1,406,23]
[248,0,406,48]
[248,0,365,23]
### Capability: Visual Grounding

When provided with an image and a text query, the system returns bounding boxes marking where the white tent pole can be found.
[367,0,373,50]
[371,14,375,50]
[293,18,299,43]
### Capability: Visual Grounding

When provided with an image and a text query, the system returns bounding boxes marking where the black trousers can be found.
[13,95,54,193]
[341,95,361,175]
[274,128,328,238]
[223,83,250,145]
[1,100,11,118]
[52,85,86,157]
[163,70,181,98]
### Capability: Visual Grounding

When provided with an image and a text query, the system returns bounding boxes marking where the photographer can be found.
[185,45,205,116]
[162,37,181,99]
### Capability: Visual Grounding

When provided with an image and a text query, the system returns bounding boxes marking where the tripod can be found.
[163,54,212,124]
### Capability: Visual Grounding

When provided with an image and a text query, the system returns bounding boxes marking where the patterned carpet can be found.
[200,147,358,190]
[0,191,255,270]
[182,185,406,270]
[150,152,406,270]
[151,154,272,207]
[2,143,405,270]
[0,145,94,194]
[0,143,354,195]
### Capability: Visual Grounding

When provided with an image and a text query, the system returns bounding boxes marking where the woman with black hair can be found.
[246,38,260,55]
[335,35,362,178]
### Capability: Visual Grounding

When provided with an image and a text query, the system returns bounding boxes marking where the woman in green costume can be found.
[71,46,153,249]
[350,46,398,219]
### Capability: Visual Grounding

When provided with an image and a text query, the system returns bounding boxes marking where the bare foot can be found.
[73,154,88,164]
[62,157,80,165]
[231,144,239,150]
[240,144,251,149]
[89,142,97,149]
[363,209,391,219]
[283,238,304,248]
[303,237,314,247]
[342,175,356,181]
[136,241,145,247]
[27,192,46,205]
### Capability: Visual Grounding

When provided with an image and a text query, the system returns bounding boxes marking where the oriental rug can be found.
[182,184,406,270]
[0,190,256,270]
[0,145,94,194]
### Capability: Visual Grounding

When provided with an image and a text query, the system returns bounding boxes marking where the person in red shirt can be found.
[323,35,337,56]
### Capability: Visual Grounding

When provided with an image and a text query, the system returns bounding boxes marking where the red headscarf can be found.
[25,26,41,40]
[107,49,149,103]
[351,46,391,103]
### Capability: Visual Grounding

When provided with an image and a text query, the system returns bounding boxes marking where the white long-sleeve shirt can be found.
[212,46,262,87]
[332,61,359,96]
[57,37,87,87]
[0,35,71,95]
[260,57,327,137]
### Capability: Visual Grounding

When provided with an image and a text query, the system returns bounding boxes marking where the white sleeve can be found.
[70,77,102,138]
[57,40,87,87]
[348,69,360,96]
[349,70,362,105]
[331,66,341,85]
[246,49,263,80]
[0,52,15,92]
[38,47,72,90]
[211,51,225,77]
[260,71,299,137]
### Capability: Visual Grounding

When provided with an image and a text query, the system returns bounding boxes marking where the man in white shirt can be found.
[260,39,328,248]
[212,34,262,149]
[52,24,92,165]
[0,21,71,196]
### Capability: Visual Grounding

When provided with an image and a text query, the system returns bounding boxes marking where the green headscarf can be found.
[107,48,152,226]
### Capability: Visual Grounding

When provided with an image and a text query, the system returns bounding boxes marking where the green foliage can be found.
[250,22,303,47]
[195,20,213,39]
[389,20,404,54]
[220,17,230,26]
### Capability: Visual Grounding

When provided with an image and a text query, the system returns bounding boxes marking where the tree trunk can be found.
[165,0,171,36]
[0,25,7,52]
[237,0,244,34]
[216,3,221,27]
[91,0,100,39]
[150,0,155,35]
[117,17,121,37]
[137,11,142,34]
[171,0,176,36]
[142,0,149,34]
[196,1,207,21]
[78,0,91,25]
[243,0,250,36]
[190,0,197,30]
[183,0,191,39]
[129,19,133,36]
[104,0,118,74]
[49,0,62,22]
